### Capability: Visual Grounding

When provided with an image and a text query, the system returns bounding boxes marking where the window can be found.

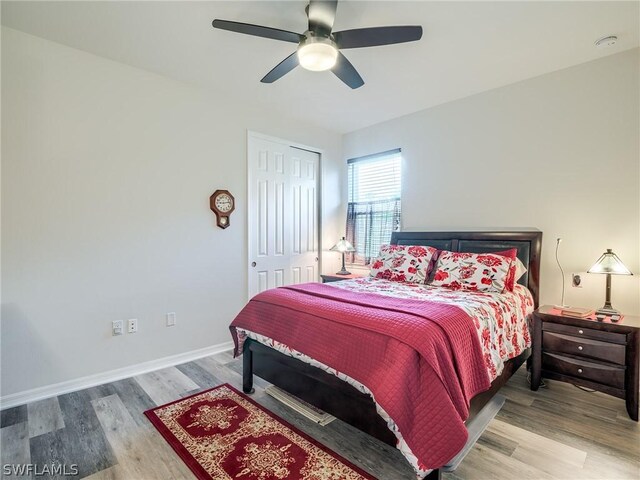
[346,149,401,265]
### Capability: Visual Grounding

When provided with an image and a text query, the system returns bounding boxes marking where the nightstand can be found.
[320,273,363,283]
[531,305,639,421]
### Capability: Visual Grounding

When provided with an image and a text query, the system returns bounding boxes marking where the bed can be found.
[231,230,542,479]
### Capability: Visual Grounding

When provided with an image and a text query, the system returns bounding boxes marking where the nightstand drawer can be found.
[532,306,640,421]
[542,352,625,389]
[543,332,626,365]
[543,322,626,345]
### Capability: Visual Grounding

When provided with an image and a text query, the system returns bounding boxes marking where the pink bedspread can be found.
[229,283,492,470]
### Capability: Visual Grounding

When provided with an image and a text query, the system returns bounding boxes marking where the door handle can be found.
[251,262,257,267]
[315,257,319,262]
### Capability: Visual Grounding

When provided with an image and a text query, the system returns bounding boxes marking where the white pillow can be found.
[514,257,528,282]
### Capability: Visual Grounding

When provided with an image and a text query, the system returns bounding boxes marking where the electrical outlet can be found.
[166,312,176,327]
[127,318,138,333]
[572,273,583,288]
[112,320,124,336]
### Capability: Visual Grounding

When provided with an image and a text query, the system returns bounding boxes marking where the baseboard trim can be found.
[0,341,234,410]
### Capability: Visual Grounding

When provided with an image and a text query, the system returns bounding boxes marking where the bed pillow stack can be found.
[369,244,438,284]
[369,245,527,293]
[430,250,516,293]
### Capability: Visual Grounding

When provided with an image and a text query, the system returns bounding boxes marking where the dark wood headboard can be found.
[390,230,543,307]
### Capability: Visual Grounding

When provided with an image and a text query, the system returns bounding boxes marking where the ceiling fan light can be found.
[297,38,338,71]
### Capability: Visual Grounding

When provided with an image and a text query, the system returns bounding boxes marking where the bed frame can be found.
[242,230,542,479]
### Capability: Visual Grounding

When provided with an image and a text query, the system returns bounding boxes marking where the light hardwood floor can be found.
[1,350,638,479]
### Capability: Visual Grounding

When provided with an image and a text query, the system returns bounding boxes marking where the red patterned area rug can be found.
[144,383,375,480]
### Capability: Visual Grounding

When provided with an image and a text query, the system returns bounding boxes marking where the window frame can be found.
[346,148,402,265]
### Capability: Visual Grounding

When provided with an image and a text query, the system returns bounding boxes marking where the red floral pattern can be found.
[430,251,514,293]
[369,244,437,284]
[491,249,519,292]
[331,277,534,381]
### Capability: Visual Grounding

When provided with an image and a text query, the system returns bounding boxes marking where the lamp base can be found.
[596,306,620,316]
[335,269,352,276]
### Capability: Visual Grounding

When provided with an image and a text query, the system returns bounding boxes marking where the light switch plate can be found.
[112,320,123,336]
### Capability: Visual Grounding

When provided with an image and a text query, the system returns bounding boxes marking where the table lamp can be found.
[587,248,633,315]
[330,237,356,275]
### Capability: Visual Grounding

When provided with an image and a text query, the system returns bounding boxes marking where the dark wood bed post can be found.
[243,341,255,394]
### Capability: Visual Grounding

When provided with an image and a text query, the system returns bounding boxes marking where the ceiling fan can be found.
[212,0,423,89]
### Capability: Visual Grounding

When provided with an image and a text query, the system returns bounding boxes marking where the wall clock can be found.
[210,190,235,229]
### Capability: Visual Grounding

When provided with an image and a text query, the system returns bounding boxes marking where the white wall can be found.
[1,27,343,397]
[3,26,638,400]
[343,49,640,315]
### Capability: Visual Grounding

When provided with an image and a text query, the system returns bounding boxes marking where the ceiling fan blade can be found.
[331,52,364,89]
[334,26,423,49]
[307,0,338,34]
[212,19,303,44]
[261,52,299,83]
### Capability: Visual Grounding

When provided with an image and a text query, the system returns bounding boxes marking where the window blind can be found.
[346,149,401,265]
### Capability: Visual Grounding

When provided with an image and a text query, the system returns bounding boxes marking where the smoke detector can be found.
[595,35,618,48]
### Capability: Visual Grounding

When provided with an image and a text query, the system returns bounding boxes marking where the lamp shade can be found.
[330,237,356,253]
[297,38,338,71]
[587,249,633,275]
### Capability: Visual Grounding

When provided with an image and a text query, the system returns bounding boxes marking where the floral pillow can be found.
[369,245,438,284]
[490,248,521,292]
[430,250,515,293]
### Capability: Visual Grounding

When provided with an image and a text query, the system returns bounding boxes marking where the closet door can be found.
[247,133,319,299]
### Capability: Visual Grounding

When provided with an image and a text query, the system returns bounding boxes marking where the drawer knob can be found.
[578,346,583,351]
[578,330,584,334]
[578,368,583,374]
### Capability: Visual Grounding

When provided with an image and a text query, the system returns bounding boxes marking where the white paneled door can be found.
[247,133,320,299]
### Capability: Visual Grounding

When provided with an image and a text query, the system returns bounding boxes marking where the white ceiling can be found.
[2,1,638,134]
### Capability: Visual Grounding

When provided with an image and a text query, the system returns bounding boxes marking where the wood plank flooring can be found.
[1,350,638,479]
